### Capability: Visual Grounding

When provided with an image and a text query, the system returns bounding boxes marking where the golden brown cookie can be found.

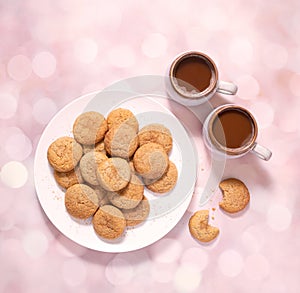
[144,161,178,193]
[54,167,83,189]
[97,157,131,191]
[219,178,250,213]
[189,210,219,243]
[138,124,173,154]
[65,184,99,219]
[92,205,126,240]
[122,196,150,226]
[47,136,83,172]
[133,143,169,180]
[107,108,139,132]
[104,123,139,159]
[79,151,108,185]
[73,111,108,145]
[107,174,144,209]
[82,141,106,155]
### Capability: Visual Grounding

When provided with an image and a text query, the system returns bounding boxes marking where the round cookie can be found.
[65,184,99,219]
[79,151,108,185]
[219,178,250,213]
[138,123,173,154]
[133,143,169,180]
[144,161,178,193]
[122,196,150,226]
[47,136,83,172]
[83,141,106,155]
[73,111,107,145]
[104,123,139,159]
[92,205,126,240]
[107,174,144,209]
[107,108,139,132]
[189,210,219,243]
[97,157,131,191]
[54,167,83,189]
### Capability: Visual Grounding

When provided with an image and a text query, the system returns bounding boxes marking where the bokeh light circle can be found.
[7,55,32,81]
[32,51,57,78]
[0,161,28,188]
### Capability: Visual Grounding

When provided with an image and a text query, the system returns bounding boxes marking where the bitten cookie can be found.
[138,123,173,154]
[65,184,99,219]
[122,196,150,226]
[79,151,108,185]
[144,161,178,193]
[107,174,144,209]
[189,210,219,243]
[47,136,83,172]
[92,205,126,240]
[97,157,131,191]
[133,143,169,180]
[73,111,107,145]
[83,141,106,155]
[54,167,83,189]
[107,108,139,132]
[219,178,250,213]
[104,123,139,159]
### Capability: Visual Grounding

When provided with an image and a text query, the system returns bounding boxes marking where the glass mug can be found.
[165,51,238,106]
[203,104,272,160]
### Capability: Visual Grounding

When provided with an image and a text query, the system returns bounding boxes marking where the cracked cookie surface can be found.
[133,142,169,180]
[97,157,131,191]
[73,111,107,145]
[219,178,250,213]
[92,205,126,239]
[47,136,83,172]
[65,184,99,219]
[107,108,139,132]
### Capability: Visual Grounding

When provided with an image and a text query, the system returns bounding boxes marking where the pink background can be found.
[0,0,299,292]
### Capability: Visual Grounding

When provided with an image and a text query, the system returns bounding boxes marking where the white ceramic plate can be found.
[34,90,197,252]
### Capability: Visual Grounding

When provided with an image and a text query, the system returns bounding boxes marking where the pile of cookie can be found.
[47,108,178,240]
[189,178,250,243]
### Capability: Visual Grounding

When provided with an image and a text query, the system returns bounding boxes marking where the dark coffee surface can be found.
[174,56,213,92]
[212,109,253,149]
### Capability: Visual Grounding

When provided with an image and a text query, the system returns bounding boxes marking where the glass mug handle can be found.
[217,81,238,95]
[251,143,272,161]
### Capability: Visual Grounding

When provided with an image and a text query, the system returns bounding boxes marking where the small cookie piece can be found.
[144,161,178,193]
[133,143,169,180]
[138,124,173,154]
[83,141,106,155]
[122,196,150,226]
[65,184,99,219]
[79,151,108,185]
[92,205,126,240]
[73,111,107,145]
[107,108,139,132]
[189,210,219,243]
[54,167,83,189]
[97,157,131,191]
[219,178,250,213]
[104,123,139,159]
[107,175,144,209]
[47,136,83,172]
